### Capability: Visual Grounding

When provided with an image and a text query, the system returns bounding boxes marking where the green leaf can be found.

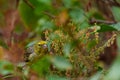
[76,21,89,30]
[31,56,50,76]
[62,0,72,8]
[112,22,120,30]
[18,0,40,30]
[34,0,53,15]
[104,55,120,80]
[98,24,117,32]
[90,71,103,80]
[0,61,14,75]
[50,56,72,70]
[69,8,85,24]
[36,18,56,33]
[112,6,120,21]
[47,75,68,80]
[25,40,38,48]
[92,12,105,20]
[37,0,52,5]
[63,42,72,57]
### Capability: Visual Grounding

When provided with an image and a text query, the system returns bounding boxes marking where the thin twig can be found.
[16,0,20,8]
[89,18,116,24]
[23,0,56,18]
[42,11,56,19]
[23,0,35,9]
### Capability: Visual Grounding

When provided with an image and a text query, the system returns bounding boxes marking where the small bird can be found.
[24,41,48,62]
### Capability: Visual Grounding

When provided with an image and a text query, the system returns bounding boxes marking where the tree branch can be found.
[89,18,116,24]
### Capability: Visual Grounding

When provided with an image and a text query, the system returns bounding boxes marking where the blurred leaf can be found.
[47,40,52,52]
[35,5,51,15]
[47,75,68,80]
[103,55,120,80]
[36,18,56,33]
[69,8,86,24]
[34,0,53,15]
[62,0,72,8]
[92,12,105,20]
[37,0,52,5]
[100,22,120,31]
[25,40,38,48]
[0,60,14,75]
[18,0,40,30]
[50,56,72,70]
[90,71,103,80]
[31,56,50,76]
[98,24,117,32]
[112,6,120,21]
[63,42,72,57]
[112,22,120,30]
[77,21,89,30]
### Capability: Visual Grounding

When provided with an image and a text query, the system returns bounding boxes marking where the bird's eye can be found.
[38,44,41,46]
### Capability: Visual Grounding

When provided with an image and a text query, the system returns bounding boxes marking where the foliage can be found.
[0,0,120,80]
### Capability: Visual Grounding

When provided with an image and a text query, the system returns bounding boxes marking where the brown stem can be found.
[23,0,35,9]
[42,11,56,19]
[16,0,20,8]
[89,18,116,24]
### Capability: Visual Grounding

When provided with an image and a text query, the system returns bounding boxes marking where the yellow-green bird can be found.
[25,41,48,62]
